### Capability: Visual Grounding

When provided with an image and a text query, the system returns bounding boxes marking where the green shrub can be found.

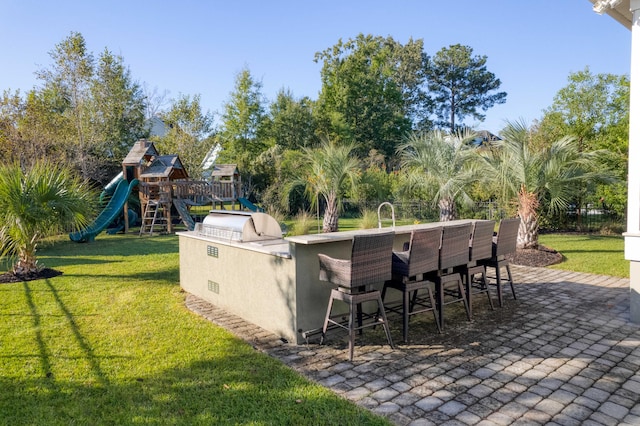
[358,209,379,229]
[599,220,625,235]
[288,210,315,236]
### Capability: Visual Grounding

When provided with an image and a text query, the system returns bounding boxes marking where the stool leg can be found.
[465,270,473,318]
[506,264,517,300]
[437,280,444,331]
[428,287,442,334]
[321,291,336,345]
[348,296,357,361]
[373,283,388,328]
[481,268,494,310]
[495,266,504,307]
[376,293,394,350]
[458,278,472,321]
[402,287,410,343]
[349,299,359,361]
[410,289,420,311]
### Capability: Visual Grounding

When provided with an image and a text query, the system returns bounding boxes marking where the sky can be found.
[0,0,632,134]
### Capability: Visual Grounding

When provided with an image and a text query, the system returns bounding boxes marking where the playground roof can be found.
[123,139,159,165]
[140,155,189,180]
[210,164,239,178]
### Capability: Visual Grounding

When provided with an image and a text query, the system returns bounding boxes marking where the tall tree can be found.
[18,88,72,168]
[536,67,629,151]
[314,34,419,161]
[0,162,96,276]
[217,68,268,168]
[23,33,150,183]
[392,38,431,130]
[398,129,479,221]
[251,86,320,204]
[479,120,613,249]
[426,44,506,132]
[0,90,25,164]
[535,68,629,213]
[35,32,95,179]
[154,94,213,178]
[217,68,269,195]
[2,89,72,169]
[264,89,318,150]
[90,48,148,170]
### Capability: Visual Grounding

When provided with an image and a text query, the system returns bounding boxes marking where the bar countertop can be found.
[285,219,474,245]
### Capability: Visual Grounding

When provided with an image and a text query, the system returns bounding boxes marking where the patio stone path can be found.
[186,265,640,425]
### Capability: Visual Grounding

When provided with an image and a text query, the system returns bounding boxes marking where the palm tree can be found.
[294,139,360,233]
[479,120,613,249]
[0,162,96,276]
[398,129,479,221]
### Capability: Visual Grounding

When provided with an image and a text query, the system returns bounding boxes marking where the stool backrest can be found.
[494,218,520,257]
[470,220,496,262]
[405,227,442,277]
[440,223,473,270]
[350,231,395,288]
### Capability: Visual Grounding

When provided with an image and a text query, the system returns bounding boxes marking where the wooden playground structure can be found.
[122,140,244,235]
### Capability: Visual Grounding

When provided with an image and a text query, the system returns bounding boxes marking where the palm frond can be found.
[398,129,481,216]
[0,162,97,273]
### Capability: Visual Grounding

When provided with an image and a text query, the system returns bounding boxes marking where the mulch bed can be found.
[507,245,564,268]
[0,268,63,284]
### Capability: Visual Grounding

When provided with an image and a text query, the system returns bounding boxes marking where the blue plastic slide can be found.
[238,197,264,212]
[69,178,139,242]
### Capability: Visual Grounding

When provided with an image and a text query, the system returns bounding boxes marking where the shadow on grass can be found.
[43,279,109,386]
[60,266,180,285]
[554,248,622,255]
[37,256,116,268]
[42,234,179,259]
[32,234,181,284]
[2,233,388,424]
[0,351,385,425]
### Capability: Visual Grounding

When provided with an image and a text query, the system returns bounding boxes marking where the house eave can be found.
[590,0,633,29]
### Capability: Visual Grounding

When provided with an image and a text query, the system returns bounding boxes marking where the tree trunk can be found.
[322,195,339,233]
[438,197,456,222]
[449,91,456,132]
[14,245,40,276]
[517,213,539,249]
[516,185,540,249]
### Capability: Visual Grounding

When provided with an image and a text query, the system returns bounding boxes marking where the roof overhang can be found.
[590,0,632,29]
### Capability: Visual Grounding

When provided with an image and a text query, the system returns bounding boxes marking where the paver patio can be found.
[186,265,640,425]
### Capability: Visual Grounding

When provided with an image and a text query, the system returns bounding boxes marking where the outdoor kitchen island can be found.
[178,210,473,344]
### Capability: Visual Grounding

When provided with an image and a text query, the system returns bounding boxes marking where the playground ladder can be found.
[140,200,167,236]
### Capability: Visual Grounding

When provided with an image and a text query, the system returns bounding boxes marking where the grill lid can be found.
[197,210,282,242]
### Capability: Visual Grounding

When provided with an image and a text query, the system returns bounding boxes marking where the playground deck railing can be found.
[138,180,243,206]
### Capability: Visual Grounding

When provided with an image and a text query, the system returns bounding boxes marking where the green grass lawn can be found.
[539,233,627,277]
[0,234,390,426]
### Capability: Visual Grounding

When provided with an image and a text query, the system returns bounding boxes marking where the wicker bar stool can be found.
[428,222,473,330]
[479,218,521,307]
[457,220,495,317]
[381,227,442,343]
[318,231,395,360]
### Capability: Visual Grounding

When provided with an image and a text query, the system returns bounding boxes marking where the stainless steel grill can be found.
[195,210,282,242]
